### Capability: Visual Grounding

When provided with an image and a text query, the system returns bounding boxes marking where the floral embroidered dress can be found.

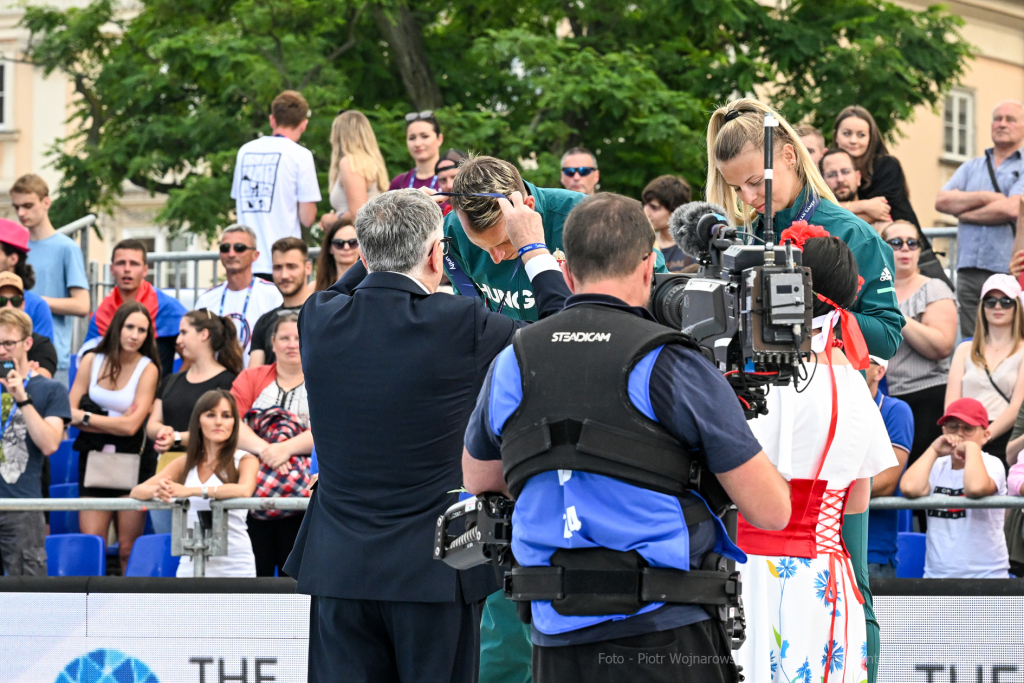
[734,363,896,683]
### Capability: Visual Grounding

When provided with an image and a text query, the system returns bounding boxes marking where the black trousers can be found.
[247,512,304,577]
[533,618,739,683]
[308,595,481,683]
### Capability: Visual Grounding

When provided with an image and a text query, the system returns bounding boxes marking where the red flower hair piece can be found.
[779,221,830,250]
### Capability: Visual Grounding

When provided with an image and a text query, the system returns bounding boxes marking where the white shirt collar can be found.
[389,271,432,295]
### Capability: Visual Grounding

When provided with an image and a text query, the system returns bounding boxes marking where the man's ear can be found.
[269,115,277,130]
[525,195,536,210]
[982,428,991,445]
[642,251,657,287]
[22,333,32,354]
[561,262,578,293]
[304,260,313,278]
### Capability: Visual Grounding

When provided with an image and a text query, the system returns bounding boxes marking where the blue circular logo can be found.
[56,649,158,683]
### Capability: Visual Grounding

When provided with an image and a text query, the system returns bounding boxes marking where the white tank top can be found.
[176,450,256,578]
[88,353,152,416]
[329,176,380,216]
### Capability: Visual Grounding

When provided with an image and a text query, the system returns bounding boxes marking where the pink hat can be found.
[981,273,1022,301]
[0,219,30,252]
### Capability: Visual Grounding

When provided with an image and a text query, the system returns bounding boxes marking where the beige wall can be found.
[892,0,1024,231]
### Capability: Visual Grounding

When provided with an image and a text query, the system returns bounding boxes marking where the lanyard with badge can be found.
[220,277,255,321]
[0,370,32,439]
[409,172,438,190]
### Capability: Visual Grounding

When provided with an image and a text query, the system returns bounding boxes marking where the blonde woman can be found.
[318,111,389,229]
[947,273,1024,467]
[706,98,903,683]
[706,98,903,360]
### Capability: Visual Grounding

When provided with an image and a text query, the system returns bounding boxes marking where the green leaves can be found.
[20,0,971,239]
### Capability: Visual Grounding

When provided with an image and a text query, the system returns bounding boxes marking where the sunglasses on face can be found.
[887,238,920,250]
[405,110,434,122]
[984,296,1017,309]
[332,238,358,250]
[562,166,597,177]
[942,423,981,436]
[219,243,253,254]
[0,295,24,308]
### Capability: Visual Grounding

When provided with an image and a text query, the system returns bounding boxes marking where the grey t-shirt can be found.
[0,375,72,498]
[887,278,955,396]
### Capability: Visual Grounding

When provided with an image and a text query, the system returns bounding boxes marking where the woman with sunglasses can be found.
[318,111,389,231]
[946,273,1024,468]
[388,111,444,191]
[315,221,361,291]
[882,221,958,468]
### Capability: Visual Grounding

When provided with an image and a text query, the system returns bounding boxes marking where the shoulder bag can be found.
[83,432,146,491]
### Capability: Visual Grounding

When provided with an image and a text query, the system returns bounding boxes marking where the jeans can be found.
[868,562,897,579]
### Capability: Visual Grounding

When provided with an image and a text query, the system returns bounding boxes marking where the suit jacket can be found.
[284,262,570,602]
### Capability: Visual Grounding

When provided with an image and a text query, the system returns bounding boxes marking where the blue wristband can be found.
[518,243,548,257]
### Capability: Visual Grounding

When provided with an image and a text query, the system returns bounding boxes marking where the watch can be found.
[201,484,209,499]
[82,412,92,427]
[15,396,32,408]
[173,431,182,450]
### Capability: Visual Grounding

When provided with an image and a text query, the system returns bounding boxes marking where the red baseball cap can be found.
[937,397,989,429]
[0,218,30,252]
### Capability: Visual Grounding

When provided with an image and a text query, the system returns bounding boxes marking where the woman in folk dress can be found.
[735,224,898,683]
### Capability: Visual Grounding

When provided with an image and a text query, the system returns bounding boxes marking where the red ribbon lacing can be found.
[815,293,870,371]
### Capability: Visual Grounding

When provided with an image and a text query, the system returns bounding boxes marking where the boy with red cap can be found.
[901,397,1010,578]
[0,218,53,342]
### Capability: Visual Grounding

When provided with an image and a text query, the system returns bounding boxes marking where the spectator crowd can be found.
[2,88,1024,592]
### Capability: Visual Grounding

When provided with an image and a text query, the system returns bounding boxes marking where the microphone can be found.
[669,201,729,257]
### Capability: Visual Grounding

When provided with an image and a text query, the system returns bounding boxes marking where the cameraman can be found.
[462,193,791,683]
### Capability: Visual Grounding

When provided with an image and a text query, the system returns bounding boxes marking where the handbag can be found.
[83,433,146,491]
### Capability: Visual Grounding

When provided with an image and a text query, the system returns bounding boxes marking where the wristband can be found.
[517,243,547,257]
[15,397,32,408]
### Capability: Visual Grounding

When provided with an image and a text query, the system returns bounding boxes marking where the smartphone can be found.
[0,360,14,374]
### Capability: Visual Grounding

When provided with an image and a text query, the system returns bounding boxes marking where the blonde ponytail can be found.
[706,99,836,228]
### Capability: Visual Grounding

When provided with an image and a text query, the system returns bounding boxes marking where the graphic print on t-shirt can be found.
[229,312,253,350]
[928,485,966,519]
[0,393,29,484]
[240,152,281,213]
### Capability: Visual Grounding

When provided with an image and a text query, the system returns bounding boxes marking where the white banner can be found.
[3,591,1021,682]
[876,595,1024,682]
[0,592,310,683]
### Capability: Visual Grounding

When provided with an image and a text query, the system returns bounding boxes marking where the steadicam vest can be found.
[500,304,726,508]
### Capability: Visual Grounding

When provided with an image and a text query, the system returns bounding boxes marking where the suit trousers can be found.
[308,595,482,683]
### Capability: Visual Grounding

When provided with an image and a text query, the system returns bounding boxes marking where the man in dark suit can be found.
[285,188,571,683]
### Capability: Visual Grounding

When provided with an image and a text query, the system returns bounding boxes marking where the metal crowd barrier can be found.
[1,494,1018,576]
[0,497,310,577]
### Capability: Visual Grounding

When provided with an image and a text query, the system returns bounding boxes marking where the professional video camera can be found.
[651,116,812,418]
[433,492,514,580]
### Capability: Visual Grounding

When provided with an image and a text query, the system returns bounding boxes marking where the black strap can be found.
[985,152,1016,237]
[984,364,1013,404]
[505,565,740,606]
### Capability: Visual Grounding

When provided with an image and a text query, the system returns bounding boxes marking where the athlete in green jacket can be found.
[443,180,667,321]
[708,100,906,683]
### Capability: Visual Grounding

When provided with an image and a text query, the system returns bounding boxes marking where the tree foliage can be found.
[20,0,972,237]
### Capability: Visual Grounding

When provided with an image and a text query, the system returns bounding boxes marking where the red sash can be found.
[93,281,160,338]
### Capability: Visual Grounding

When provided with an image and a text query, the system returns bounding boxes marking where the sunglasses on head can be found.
[983,296,1017,309]
[562,166,597,177]
[433,192,509,200]
[0,295,23,308]
[405,110,434,122]
[332,238,359,250]
[219,243,253,254]
[887,238,920,250]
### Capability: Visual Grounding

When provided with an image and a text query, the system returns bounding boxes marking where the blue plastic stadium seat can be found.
[46,533,105,576]
[896,531,927,578]
[49,439,78,486]
[172,357,183,374]
[67,425,80,440]
[125,534,179,577]
[49,483,80,535]
[897,508,913,533]
[68,354,79,390]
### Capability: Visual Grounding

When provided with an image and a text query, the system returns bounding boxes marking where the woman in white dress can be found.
[317,110,389,230]
[735,225,897,683]
[132,389,259,577]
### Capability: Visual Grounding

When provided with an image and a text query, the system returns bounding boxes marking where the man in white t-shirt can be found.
[231,90,322,277]
[194,225,283,367]
[901,397,1010,578]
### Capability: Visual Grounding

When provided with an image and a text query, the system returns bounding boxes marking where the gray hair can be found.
[355,189,443,274]
[222,223,258,244]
